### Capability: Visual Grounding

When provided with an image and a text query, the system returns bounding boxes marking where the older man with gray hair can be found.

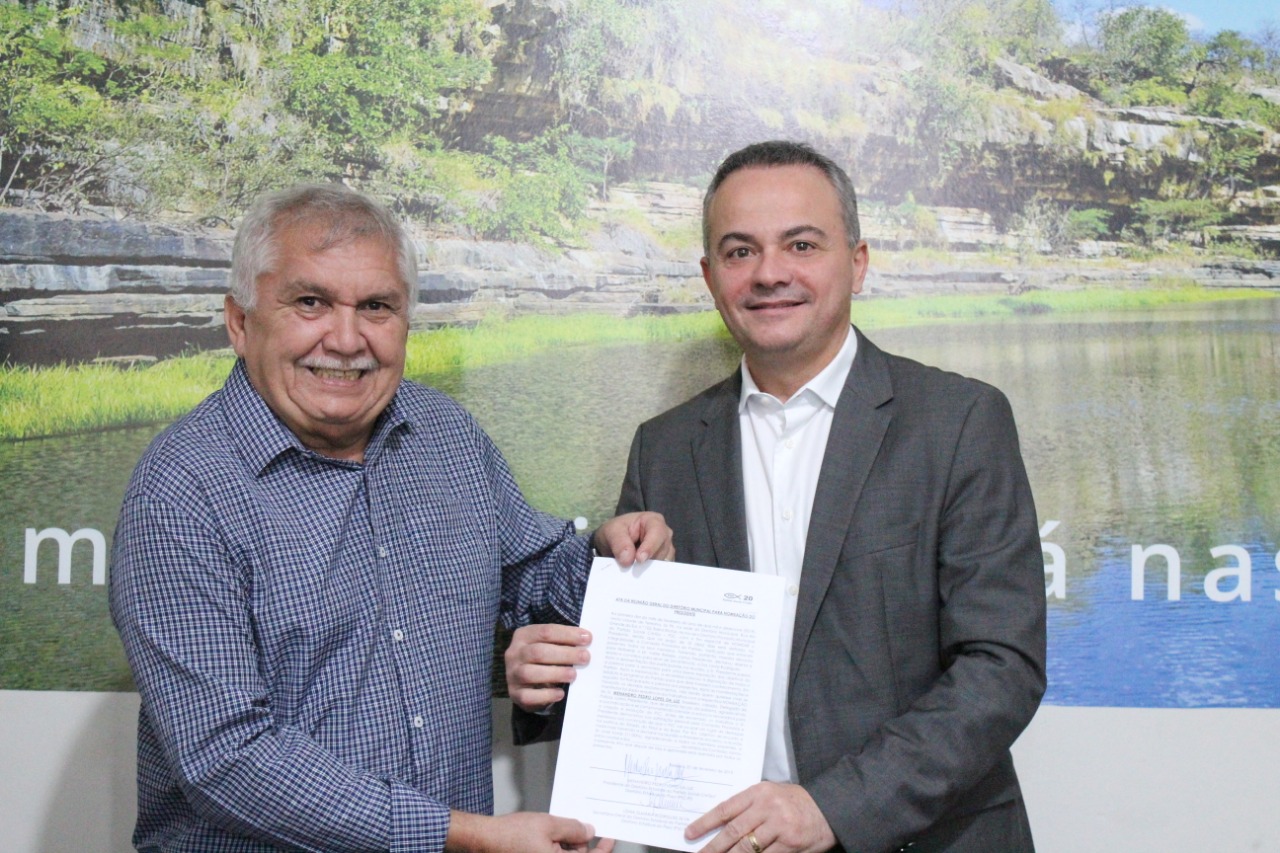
[110,183,672,852]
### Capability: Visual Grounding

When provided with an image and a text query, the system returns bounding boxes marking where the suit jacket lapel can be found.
[692,374,752,573]
[791,328,894,684]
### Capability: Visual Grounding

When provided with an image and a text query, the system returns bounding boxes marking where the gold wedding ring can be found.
[748,833,762,853]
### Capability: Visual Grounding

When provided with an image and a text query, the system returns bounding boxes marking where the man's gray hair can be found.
[702,140,861,255]
[229,183,418,311]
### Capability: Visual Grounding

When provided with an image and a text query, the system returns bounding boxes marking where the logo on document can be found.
[723,592,754,604]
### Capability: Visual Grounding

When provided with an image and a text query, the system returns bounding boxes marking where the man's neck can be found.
[744,328,852,403]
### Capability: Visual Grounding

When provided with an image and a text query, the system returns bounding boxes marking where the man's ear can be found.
[850,240,869,296]
[701,255,729,314]
[224,294,248,357]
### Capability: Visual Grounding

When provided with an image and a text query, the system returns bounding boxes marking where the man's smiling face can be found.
[224,221,410,461]
[701,163,867,397]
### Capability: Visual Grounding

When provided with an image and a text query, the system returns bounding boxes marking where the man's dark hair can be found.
[702,140,861,255]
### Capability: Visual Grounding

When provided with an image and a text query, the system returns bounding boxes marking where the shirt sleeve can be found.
[110,489,452,853]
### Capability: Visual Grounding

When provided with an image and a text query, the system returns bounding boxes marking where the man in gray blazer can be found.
[507,141,1047,853]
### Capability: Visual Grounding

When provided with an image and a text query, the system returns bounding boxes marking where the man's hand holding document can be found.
[520,557,784,852]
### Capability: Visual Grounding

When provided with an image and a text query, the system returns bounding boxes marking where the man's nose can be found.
[324,307,365,353]
[754,248,792,288]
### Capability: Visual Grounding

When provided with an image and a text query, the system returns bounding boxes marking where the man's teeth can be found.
[311,367,363,379]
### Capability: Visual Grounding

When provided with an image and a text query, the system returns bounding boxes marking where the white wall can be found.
[1015,706,1280,850]
[0,691,138,852]
[3,692,1277,852]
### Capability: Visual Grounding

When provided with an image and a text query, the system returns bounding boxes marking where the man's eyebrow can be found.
[278,277,329,297]
[715,231,756,252]
[715,224,828,252]
[277,279,404,304]
[781,224,828,241]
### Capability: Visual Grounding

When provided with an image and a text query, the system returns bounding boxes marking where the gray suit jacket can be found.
[614,328,1046,853]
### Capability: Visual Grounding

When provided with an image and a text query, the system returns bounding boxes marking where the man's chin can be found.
[739,331,808,356]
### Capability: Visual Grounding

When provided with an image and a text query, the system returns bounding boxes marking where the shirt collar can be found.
[222,359,411,474]
[738,325,858,413]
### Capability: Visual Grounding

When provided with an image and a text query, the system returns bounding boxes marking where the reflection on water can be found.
[3,298,1278,703]
[1048,540,1279,707]
[873,299,1280,707]
[435,298,1280,708]
[421,332,741,524]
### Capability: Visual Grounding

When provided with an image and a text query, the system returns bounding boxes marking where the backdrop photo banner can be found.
[2,1,1278,850]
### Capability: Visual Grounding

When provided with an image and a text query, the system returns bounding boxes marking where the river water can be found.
[3,298,1278,704]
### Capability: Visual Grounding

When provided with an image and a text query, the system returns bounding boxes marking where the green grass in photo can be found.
[0,352,233,441]
[0,285,1272,442]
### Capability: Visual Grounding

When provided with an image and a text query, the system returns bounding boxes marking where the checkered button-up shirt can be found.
[110,360,591,852]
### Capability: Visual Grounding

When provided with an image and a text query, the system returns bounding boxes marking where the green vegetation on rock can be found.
[2,0,1276,247]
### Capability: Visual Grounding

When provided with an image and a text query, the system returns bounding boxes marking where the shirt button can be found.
[392,629,405,642]
[412,715,425,729]
[785,438,796,449]
[781,509,793,521]
[788,584,800,596]
[377,546,388,558]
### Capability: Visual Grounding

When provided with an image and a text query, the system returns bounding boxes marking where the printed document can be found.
[549,558,784,851]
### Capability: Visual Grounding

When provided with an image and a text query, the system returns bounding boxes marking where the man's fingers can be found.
[547,816,595,847]
[632,512,674,565]
[508,661,577,686]
[686,785,774,853]
[691,819,753,853]
[594,512,673,566]
[505,626,591,668]
[505,624,593,710]
[511,623,591,650]
[599,520,636,565]
[506,655,585,703]
[690,783,834,853]
[686,793,742,841]
[512,643,589,668]
[510,684,566,707]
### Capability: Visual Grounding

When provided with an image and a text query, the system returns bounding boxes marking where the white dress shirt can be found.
[739,327,857,783]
